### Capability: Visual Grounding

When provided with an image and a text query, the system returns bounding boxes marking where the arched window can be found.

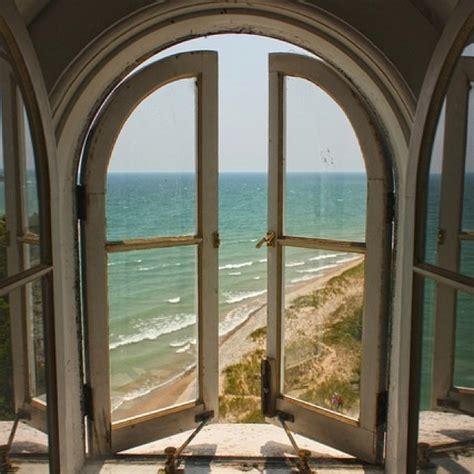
[80,40,392,464]
[0,2,58,470]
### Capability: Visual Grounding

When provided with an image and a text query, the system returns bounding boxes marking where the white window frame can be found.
[265,53,393,464]
[81,51,219,455]
[0,0,59,470]
[413,57,474,416]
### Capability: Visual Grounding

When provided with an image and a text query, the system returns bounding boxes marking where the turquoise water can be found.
[106,172,368,410]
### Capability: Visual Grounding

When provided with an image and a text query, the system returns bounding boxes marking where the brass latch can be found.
[256,231,276,249]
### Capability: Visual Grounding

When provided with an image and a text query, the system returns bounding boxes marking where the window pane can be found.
[0,91,6,281]
[283,247,364,420]
[22,106,41,269]
[284,76,366,241]
[26,278,46,400]
[462,84,474,231]
[453,291,474,388]
[0,294,14,420]
[108,246,198,422]
[107,78,197,241]
[424,103,445,265]
[460,241,474,277]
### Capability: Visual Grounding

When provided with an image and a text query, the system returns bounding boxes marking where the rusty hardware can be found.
[0,410,31,473]
[212,231,220,249]
[256,231,276,249]
[437,228,445,245]
[159,411,214,473]
[261,359,272,417]
[277,412,313,473]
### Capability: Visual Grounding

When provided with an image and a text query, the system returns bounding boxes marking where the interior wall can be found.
[25,0,440,98]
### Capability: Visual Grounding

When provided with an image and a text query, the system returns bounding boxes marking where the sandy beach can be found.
[112,256,364,422]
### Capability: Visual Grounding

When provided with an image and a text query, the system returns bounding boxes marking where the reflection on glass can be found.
[107,78,197,241]
[453,291,474,388]
[283,247,364,420]
[0,295,14,420]
[22,106,41,269]
[0,93,7,281]
[108,246,198,422]
[419,278,436,410]
[462,85,474,231]
[27,279,46,400]
[284,76,366,241]
[424,103,445,265]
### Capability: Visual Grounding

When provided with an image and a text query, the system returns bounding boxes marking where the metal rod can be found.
[279,417,300,453]
[175,416,211,459]
[413,262,474,295]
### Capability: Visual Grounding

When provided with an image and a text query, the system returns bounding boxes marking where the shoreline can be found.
[112,256,363,422]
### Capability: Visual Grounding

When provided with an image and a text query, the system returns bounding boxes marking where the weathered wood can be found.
[106,235,201,253]
[266,53,391,465]
[84,51,219,454]
[279,236,366,254]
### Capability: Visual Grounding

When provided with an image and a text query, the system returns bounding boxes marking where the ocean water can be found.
[105,172,368,411]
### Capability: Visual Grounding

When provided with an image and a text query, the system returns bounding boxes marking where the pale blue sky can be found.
[109,34,366,173]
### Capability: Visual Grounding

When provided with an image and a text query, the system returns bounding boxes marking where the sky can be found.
[108,34,365,173]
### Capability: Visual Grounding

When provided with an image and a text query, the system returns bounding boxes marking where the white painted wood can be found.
[431,60,469,409]
[267,53,391,464]
[0,1,65,470]
[397,2,474,471]
[83,51,218,454]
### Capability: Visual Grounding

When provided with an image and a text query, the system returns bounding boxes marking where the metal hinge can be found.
[261,358,275,417]
[212,231,220,249]
[376,390,388,427]
[387,192,395,223]
[83,383,93,419]
[76,184,86,221]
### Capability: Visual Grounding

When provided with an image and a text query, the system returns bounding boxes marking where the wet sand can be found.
[112,257,363,422]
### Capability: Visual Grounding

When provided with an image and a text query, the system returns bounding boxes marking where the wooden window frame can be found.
[81,51,218,455]
[265,53,393,464]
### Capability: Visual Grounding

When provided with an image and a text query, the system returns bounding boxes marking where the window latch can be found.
[256,231,276,248]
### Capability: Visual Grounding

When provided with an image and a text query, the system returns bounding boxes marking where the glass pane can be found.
[107,78,197,241]
[26,278,46,400]
[22,106,41,268]
[424,103,445,265]
[284,76,366,241]
[462,84,474,231]
[283,247,364,420]
[460,241,474,277]
[419,277,436,410]
[0,91,6,281]
[108,246,198,422]
[453,291,474,388]
[0,294,14,420]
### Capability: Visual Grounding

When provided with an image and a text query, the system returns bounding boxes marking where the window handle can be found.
[256,231,276,248]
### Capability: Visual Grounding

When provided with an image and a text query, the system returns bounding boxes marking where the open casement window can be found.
[82,51,218,454]
[0,0,58,468]
[413,54,474,417]
[263,53,392,464]
[429,57,474,415]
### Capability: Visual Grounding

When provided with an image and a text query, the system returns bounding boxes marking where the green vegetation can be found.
[219,349,265,423]
[220,261,365,421]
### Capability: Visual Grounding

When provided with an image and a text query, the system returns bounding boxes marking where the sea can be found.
[0,171,472,414]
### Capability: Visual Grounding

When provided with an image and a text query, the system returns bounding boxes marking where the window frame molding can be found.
[400,1,474,472]
[50,2,414,470]
[80,51,219,455]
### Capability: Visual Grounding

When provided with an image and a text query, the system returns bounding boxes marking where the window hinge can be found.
[261,358,277,417]
[376,390,388,427]
[76,185,86,221]
[387,192,395,223]
[83,383,93,419]
[212,231,220,249]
